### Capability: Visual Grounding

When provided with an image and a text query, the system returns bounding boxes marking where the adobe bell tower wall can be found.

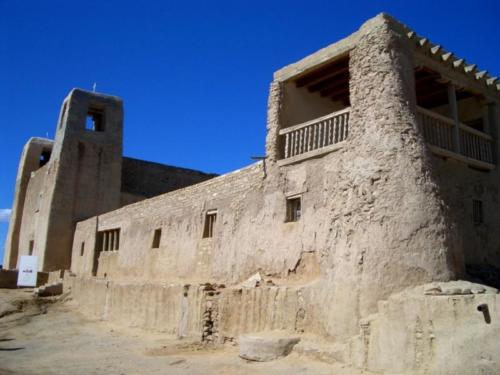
[3,137,54,269]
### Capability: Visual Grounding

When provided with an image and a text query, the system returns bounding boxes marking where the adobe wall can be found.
[72,163,267,283]
[432,155,500,287]
[16,162,54,265]
[3,137,53,269]
[346,281,499,374]
[121,156,216,201]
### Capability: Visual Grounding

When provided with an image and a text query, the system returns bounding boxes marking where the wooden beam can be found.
[320,82,349,97]
[295,57,349,88]
[330,88,350,101]
[306,69,349,92]
[447,84,461,154]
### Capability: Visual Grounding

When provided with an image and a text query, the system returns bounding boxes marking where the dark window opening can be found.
[97,228,121,251]
[29,240,34,256]
[152,228,162,248]
[80,242,85,256]
[286,197,302,222]
[39,150,51,167]
[203,211,217,238]
[473,199,483,225]
[85,108,105,132]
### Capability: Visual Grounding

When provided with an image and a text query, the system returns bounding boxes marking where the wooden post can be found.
[447,84,461,154]
[488,102,498,164]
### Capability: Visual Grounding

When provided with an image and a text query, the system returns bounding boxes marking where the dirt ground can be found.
[0,289,375,375]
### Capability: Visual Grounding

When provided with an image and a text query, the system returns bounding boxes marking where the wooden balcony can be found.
[417,106,495,170]
[278,106,495,170]
[278,108,350,166]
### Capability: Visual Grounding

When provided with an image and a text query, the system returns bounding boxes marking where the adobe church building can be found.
[4,14,499,374]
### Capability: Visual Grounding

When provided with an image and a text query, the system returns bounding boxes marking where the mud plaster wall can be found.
[3,137,53,269]
[346,286,500,374]
[432,156,500,286]
[121,157,217,200]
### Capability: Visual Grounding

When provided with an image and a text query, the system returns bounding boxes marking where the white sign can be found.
[17,256,38,287]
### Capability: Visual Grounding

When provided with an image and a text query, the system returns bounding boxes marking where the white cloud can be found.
[0,209,11,223]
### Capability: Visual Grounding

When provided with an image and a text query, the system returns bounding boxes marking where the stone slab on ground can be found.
[239,331,301,361]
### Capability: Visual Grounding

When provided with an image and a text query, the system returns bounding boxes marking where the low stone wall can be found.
[65,275,205,339]
[65,275,331,342]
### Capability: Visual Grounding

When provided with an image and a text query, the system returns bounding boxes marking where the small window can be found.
[152,228,162,248]
[28,240,34,256]
[203,210,217,238]
[80,242,85,256]
[39,150,51,167]
[472,199,483,225]
[85,108,105,132]
[97,228,120,251]
[286,197,302,222]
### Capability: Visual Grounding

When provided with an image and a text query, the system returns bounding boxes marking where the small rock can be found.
[242,273,262,288]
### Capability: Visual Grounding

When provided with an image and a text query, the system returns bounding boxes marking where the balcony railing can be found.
[417,106,494,168]
[279,108,350,164]
[278,106,494,169]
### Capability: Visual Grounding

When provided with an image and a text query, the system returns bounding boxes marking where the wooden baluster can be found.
[330,118,334,144]
[341,115,345,142]
[324,120,328,146]
[312,124,317,149]
[318,122,322,147]
[304,126,309,152]
[345,113,349,139]
[293,131,298,156]
[324,120,329,146]
[329,118,333,145]
[295,130,300,155]
[318,121,325,148]
[310,124,315,150]
[335,116,339,143]
[298,128,303,155]
[284,133,289,158]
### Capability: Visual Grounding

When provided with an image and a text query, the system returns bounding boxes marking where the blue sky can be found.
[1,0,499,264]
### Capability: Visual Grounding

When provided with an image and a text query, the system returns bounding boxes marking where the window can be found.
[85,108,105,131]
[152,228,162,248]
[97,228,120,251]
[28,240,34,256]
[80,242,85,256]
[39,150,51,167]
[286,197,302,222]
[473,199,483,225]
[203,210,217,238]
